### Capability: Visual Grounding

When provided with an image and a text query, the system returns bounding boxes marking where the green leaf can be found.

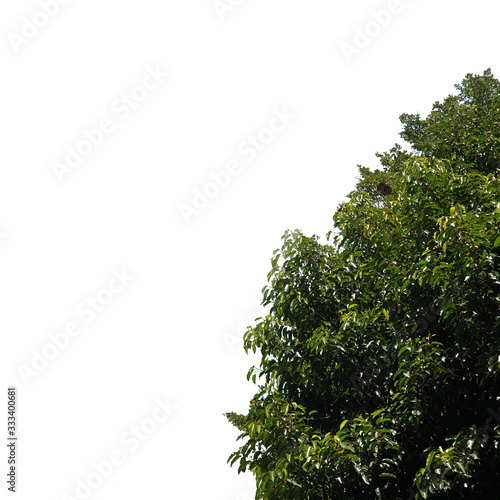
[426,451,436,470]
[398,345,410,358]
[379,473,397,479]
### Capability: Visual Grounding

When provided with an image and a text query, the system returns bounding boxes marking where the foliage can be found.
[353,68,500,206]
[226,69,500,499]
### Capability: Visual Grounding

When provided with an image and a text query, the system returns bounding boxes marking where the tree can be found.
[226,69,500,499]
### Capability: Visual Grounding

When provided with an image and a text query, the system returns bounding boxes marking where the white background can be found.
[1,1,499,499]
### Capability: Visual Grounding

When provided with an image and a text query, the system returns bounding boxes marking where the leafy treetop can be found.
[226,69,500,499]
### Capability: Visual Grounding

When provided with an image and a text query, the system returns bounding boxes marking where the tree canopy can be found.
[226,69,500,499]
